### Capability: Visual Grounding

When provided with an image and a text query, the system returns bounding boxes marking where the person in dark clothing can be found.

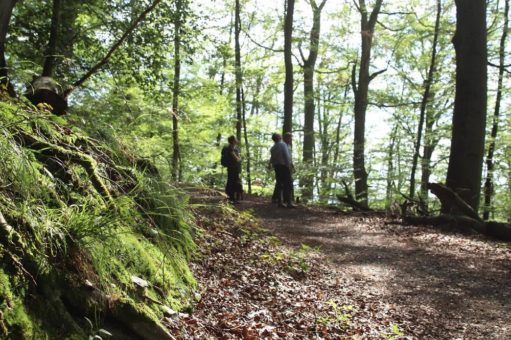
[269,133,296,208]
[223,135,242,203]
[271,132,296,206]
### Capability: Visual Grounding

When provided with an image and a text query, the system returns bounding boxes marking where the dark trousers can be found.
[226,167,242,202]
[273,165,292,204]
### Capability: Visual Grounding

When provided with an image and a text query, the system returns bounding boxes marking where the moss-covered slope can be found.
[0,95,196,339]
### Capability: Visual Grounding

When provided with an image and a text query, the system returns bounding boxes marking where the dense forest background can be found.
[1,0,509,220]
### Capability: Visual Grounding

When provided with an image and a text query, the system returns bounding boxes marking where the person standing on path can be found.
[272,132,296,204]
[223,136,242,203]
[269,133,296,208]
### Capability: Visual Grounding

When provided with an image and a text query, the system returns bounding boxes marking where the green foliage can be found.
[0,98,196,336]
[382,323,405,340]
[317,300,354,330]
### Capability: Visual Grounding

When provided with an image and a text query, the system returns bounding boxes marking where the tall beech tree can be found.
[445,0,487,211]
[299,0,327,200]
[351,0,383,207]
[483,0,509,220]
[283,0,295,134]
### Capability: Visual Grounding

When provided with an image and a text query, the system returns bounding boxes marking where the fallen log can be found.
[336,195,373,212]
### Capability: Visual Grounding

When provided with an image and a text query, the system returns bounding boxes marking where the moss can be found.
[0,98,197,336]
[86,226,196,310]
[0,269,34,339]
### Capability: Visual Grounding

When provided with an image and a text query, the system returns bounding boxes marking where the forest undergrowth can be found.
[0,96,196,339]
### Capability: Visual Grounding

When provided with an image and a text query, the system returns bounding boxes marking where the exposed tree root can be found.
[427,183,481,221]
[404,215,511,242]
[15,129,113,204]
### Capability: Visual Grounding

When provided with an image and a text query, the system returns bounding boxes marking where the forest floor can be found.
[166,194,511,339]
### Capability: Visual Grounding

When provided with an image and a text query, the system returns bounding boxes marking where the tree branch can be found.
[65,0,162,96]
[369,68,387,82]
[243,28,283,52]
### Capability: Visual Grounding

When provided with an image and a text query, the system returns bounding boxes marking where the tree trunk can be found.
[57,1,79,79]
[42,0,62,77]
[234,0,242,142]
[419,128,435,207]
[331,83,349,181]
[352,0,383,207]
[171,0,183,181]
[385,124,398,209]
[483,0,508,220]
[409,0,441,200]
[301,0,326,201]
[283,0,295,134]
[241,86,252,194]
[0,0,17,82]
[220,12,233,95]
[318,89,331,200]
[251,75,262,116]
[445,0,487,212]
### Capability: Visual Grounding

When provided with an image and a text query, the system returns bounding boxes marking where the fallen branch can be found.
[337,180,373,212]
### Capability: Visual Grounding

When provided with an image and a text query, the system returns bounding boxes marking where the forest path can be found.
[240,195,511,339]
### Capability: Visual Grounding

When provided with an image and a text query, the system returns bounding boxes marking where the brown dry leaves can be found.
[163,197,511,339]
[164,205,410,339]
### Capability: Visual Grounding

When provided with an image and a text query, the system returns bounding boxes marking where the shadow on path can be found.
[240,195,511,339]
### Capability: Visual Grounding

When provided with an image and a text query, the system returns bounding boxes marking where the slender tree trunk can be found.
[234,0,242,142]
[250,75,262,116]
[283,0,295,134]
[241,86,252,194]
[445,0,487,212]
[220,12,234,95]
[319,93,331,201]
[331,83,349,182]
[352,0,383,207]
[419,122,436,206]
[0,0,17,82]
[42,0,62,77]
[301,0,326,201]
[171,0,183,181]
[409,0,441,200]
[483,0,509,220]
[386,124,398,209]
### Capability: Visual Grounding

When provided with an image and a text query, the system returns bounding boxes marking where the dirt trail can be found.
[241,196,511,339]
